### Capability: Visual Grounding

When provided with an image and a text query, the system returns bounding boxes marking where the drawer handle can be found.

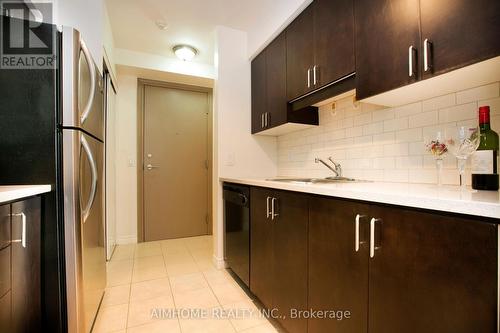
[12,213,26,248]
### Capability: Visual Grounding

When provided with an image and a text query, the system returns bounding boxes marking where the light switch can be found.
[225,152,235,166]
[128,158,136,167]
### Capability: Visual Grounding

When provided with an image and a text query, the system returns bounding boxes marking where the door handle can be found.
[370,218,382,258]
[11,213,26,248]
[271,197,279,220]
[266,196,271,219]
[423,38,432,72]
[307,68,311,88]
[355,214,366,252]
[408,45,416,77]
[146,164,160,171]
[79,38,96,124]
[313,65,318,86]
[81,135,98,223]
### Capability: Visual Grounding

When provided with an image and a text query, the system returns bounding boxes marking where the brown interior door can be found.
[354,0,421,99]
[308,197,369,333]
[419,0,500,79]
[249,187,275,309]
[143,85,209,241]
[368,206,497,333]
[313,0,356,88]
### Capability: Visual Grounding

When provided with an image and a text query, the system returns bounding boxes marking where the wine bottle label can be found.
[471,150,494,174]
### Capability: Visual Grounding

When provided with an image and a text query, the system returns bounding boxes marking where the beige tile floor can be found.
[93,235,279,333]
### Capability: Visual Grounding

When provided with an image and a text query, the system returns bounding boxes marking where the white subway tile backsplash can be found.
[277,82,499,185]
[408,110,438,128]
[422,93,456,112]
[439,102,477,123]
[456,82,499,104]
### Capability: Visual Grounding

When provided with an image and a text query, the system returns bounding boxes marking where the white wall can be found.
[55,0,103,69]
[212,26,278,267]
[278,82,500,185]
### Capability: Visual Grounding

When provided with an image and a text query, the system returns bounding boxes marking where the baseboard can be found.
[212,254,227,269]
[116,235,137,245]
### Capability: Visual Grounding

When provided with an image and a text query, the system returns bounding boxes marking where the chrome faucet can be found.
[315,157,342,177]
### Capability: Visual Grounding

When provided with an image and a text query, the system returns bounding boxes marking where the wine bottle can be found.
[471,106,499,191]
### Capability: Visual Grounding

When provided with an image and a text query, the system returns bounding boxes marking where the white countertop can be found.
[221,178,500,219]
[0,185,52,204]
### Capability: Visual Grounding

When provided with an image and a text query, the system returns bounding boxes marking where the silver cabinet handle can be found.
[307,68,311,88]
[408,45,416,77]
[261,113,265,128]
[271,197,278,220]
[266,196,271,219]
[265,113,269,127]
[424,38,432,72]
[12,213,26,248]
[370,218,382,258]
[81,135,98,223]
[146,164,160,171]
[313,65,318,86]
[79,38,96,124]
[355,214,363,252]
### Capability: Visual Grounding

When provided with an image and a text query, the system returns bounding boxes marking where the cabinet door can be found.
[266,32,287,129]
[0,204,10,250]
[251,52,266,134]
[250,187,274,308]
[368,205,497,333]
[313,0,355,88]
[286,4,314,101]
[420,0,500,79]
[11,197,41,333]
[272,190,308,333]
[354,0,421,99]
[308,197,369,333]
[0,291,11,333]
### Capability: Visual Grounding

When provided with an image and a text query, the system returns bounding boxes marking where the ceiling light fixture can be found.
[155,20,168,30]
[173,44,197,61]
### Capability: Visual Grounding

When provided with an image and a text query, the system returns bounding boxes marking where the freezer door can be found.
[62,27,104,141]
[63,129,106,333]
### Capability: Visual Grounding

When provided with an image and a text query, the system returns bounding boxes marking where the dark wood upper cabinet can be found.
[251,52,266,134]
[286,4,315,101]
[11,197,42,333]
[250,187,274,309]
[368,205,497,333]
[266,32,288,129]
[419,0,500,79]
[355,0,421,99]
[313,0,355,87]
[272,190,308,333]
[308,197,369,333]
[0,204,10,250]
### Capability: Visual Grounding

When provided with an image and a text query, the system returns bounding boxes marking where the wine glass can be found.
[424,130,448,186]
[444,125,480,190]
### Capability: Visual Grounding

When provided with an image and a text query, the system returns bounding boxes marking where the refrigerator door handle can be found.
[80,135,98,223]
[79,39,96,125]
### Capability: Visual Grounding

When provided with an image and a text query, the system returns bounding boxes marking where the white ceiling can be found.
[105,0,309,65]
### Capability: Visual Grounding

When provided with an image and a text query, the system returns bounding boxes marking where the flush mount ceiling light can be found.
[173,44,197,61]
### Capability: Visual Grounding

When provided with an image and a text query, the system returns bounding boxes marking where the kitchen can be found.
[0,0,499,332]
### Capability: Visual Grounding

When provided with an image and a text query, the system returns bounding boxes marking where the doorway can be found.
[138,80,212,242]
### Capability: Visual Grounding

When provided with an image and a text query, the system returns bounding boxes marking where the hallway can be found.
[93,236,279,333]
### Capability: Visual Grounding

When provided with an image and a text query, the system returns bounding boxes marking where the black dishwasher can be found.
[223,183,250,287]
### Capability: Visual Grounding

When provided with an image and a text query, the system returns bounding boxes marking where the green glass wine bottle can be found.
[471,106,499,191]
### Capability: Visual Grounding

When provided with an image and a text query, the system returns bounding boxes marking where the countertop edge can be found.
[0,185,52,204]
[220,178,500,220]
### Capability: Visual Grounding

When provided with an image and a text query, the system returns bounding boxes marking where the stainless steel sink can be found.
[267,177,360,184]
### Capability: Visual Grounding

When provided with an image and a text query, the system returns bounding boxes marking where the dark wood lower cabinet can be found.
[368,205,498,333]
[308,198,369,333]
[243,183,499,333]
[0,291,11,332]
[10,197,41,333]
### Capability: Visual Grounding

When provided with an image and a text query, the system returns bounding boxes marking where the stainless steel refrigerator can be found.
[61,27,107,333]
[0,17,106,333]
